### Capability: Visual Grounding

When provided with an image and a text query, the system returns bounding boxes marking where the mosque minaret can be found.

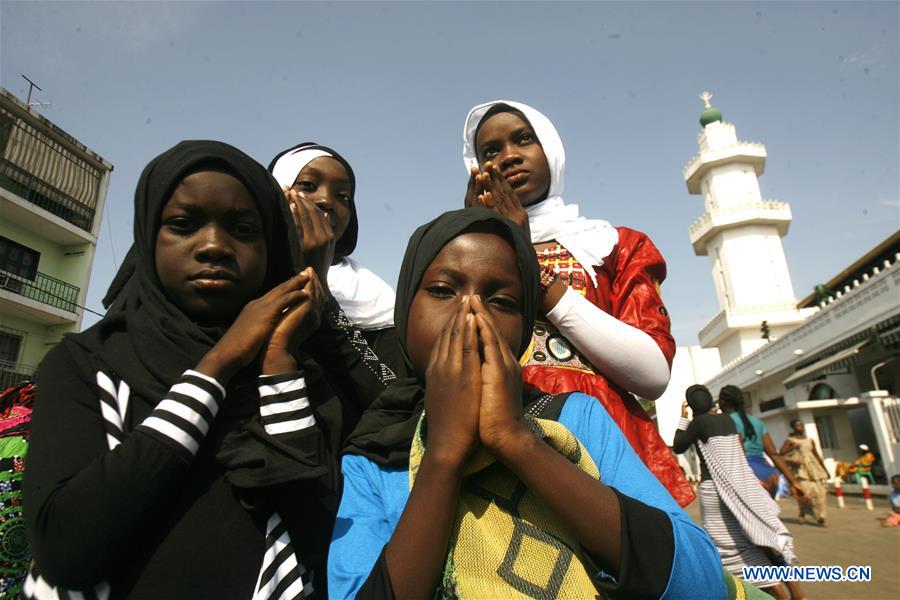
[683,92,814,366]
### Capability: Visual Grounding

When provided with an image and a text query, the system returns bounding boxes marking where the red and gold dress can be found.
[521,227,695,507]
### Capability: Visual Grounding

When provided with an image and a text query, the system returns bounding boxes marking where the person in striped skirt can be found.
[673,385,805,600]
[22,141,381,599]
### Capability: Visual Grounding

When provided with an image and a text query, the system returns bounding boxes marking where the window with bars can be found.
[759,397,785,412]
[0,331,22,364]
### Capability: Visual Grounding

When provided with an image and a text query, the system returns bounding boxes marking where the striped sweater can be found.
[22,342,338,599]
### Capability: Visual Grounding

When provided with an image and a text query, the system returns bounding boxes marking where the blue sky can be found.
[2,1,897,345]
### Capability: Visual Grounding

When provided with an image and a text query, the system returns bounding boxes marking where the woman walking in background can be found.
[781,419,830,527]
[674,385,803,600]
[718,384,805,499]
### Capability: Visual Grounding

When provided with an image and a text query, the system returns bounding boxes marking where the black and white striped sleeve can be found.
[137,370,225,458]
[25,348,227,588]
[258,371,315,436]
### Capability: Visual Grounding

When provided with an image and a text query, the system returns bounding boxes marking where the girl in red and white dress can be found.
[462,100,694,506]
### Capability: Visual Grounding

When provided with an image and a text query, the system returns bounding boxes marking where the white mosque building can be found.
[657,93,900,492]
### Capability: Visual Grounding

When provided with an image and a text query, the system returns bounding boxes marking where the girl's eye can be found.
[425,284,455,299]
[293,180,316,192]
[164,217,195,233]
[482,146,499,160]
[232,222,262,238]
[489,296,520,312]
[337,192,352,204]
[519,133,535,144]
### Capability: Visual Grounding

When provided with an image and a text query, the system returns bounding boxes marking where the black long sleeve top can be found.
[23,302,394,599]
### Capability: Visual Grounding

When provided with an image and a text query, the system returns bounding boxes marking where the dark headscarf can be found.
[267,142,359,257]
[72,140,302,406]
[344,207,540,465]
[685,384,714,415]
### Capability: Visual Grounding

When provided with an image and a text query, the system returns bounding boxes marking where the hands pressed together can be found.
[464,162,531,240]
[197,186,345,385]
[198,266,326,383]
[423,294,530,471]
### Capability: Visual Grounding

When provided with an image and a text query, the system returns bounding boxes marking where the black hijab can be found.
[344,207,540,465]
[71,140,302,406]
[685,384,714,415]
[267,142,359,257]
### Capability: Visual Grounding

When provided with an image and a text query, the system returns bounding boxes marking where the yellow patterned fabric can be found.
[723,568,774,599]
[409,413,607,599]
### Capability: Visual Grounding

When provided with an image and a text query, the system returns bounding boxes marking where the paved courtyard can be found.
[684,493,900,599]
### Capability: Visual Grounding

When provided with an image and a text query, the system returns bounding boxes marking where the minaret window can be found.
[715,249,732,309]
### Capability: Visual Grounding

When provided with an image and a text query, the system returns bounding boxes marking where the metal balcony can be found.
[0,157,96,232]
[0,359,36,391]
[0,105,102,233]
[0,268,80,314]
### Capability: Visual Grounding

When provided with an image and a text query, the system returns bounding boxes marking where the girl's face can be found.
[155,170,267,324]
[475,111,551,206]
[291,156,353,251]
[406,231,524,379]
[792,420,805,435]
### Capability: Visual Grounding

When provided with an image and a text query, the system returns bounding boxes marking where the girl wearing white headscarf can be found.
[269,143,405,376]
[463,101,694,506]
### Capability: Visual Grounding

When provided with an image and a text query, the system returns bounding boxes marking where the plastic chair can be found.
[852,470,874,486]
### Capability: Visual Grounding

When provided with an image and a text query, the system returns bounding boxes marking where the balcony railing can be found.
[0,106,102,233]
[0,267,80,313]
[0,360,36,392]
[0,157,96,232]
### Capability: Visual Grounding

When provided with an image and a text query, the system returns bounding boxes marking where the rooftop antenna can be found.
[21,74,52,108]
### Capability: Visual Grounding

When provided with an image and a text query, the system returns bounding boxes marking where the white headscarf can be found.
[270,144,395,330]
[271,147,332,190]
[463,100,618,286]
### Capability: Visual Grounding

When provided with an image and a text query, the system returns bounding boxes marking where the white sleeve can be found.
[545,287,671,399]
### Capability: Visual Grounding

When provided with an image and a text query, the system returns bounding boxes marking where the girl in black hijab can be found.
[330,207,722,600]
[23,141,338,599]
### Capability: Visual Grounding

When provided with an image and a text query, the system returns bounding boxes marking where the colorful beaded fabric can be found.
[0,382,34,598]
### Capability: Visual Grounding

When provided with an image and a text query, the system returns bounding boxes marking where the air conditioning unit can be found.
[0,276,23,294]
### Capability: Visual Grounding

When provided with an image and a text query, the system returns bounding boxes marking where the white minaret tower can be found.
[684,92,814,366]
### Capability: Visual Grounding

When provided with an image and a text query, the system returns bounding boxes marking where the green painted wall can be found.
[0,313,69,370]
[0,223,92,288]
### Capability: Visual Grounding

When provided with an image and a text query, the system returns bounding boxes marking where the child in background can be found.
[461,100,693,506]
[883,474,900,527]
[23,141,343,599]
[269,143,406,377]
[330,207,723,599]
[719,385,805,500]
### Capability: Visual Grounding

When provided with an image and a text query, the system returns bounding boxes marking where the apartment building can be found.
[0,86,112,389]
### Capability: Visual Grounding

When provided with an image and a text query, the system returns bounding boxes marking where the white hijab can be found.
[270,145,395,330]
[463,100,618,286]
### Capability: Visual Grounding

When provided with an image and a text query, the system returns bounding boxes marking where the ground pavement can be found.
[684,493,899,599]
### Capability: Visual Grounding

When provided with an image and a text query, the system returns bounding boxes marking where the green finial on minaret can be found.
[699,91,722,127]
